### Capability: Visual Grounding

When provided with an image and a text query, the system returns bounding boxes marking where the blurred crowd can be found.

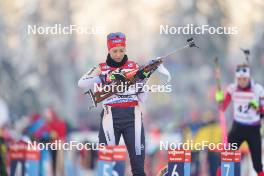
[0,97,222,176]
[0,99,67,175]
[0,96,261,176]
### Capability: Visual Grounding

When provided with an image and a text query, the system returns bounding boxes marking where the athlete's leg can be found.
[246,126,263,173]
[98,107,122,145]
[122,106,146,176]
[228,122,245,148]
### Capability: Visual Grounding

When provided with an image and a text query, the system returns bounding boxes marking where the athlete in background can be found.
[215,63,264,176]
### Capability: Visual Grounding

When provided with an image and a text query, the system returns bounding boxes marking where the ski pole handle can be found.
[214,57,222,91]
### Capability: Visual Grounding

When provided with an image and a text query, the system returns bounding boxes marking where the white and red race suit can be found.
[221,81,264,125]
[78,55,147,175]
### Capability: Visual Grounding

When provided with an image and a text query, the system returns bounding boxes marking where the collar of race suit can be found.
[106,54,128,68]
[237,80,251,91]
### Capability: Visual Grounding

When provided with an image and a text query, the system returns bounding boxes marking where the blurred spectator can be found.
[44,108,67,176]
[44,108,67,142]
[24,113,50,141]
[182,111,222,176]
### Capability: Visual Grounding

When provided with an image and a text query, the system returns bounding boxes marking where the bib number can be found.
[237,104,250,114]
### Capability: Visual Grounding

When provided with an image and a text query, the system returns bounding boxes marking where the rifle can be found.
[86,38,199,108]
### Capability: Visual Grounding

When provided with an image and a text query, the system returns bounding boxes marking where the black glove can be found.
[112,72,127,82]
[136,69,150,79]
[99,70,127,84]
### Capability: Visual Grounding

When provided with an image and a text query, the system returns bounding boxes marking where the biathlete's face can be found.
[237,77,250,88]
[109,46,126,62]
[236,66,250,88]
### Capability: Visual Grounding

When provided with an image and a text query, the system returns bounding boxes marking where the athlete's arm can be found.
[218,84,233,111]
[78,66,102,89]
[259,85,264,114]
[220,92,232,111]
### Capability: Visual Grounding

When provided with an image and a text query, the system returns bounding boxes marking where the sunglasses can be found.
[236,67,248,73]
[107,32,126,40]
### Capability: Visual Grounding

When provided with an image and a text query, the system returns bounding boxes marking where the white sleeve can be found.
[259,85,264,97]
[226,83,236,94]
[256,84,264,106]
[78,66,102,89]
[0,99,9,127]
